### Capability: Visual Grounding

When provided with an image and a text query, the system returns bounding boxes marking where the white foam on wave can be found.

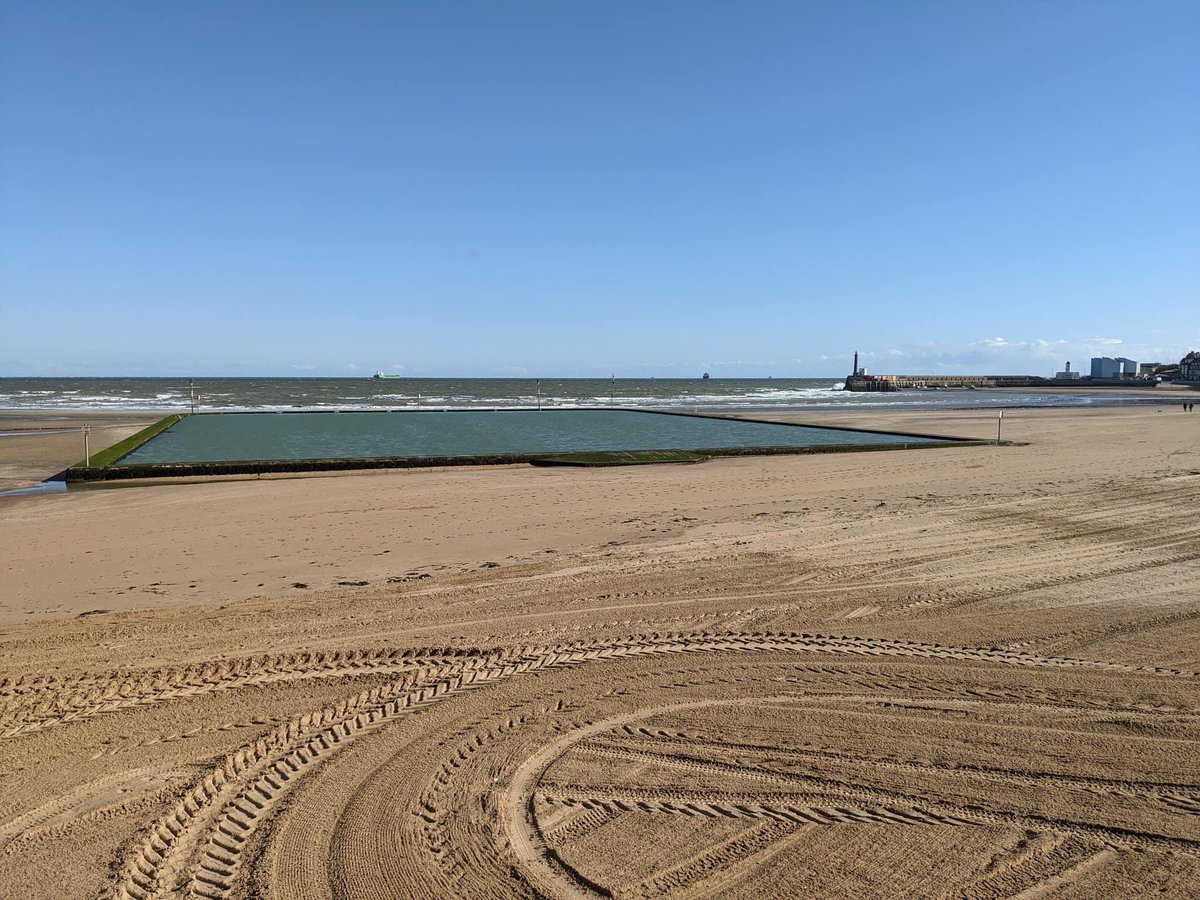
[0,378,1160,414]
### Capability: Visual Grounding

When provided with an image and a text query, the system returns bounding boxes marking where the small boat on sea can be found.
[373,371,403,379]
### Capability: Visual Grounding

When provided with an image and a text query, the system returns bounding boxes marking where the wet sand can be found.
[1,405,1198,897]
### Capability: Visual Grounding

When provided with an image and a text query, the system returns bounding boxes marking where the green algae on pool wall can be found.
[68,414,186,473]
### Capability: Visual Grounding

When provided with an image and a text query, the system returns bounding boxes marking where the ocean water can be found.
[0,376,1170,414]
[119,410,942,465]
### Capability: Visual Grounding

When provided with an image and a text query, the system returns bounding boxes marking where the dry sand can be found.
[1,405,1198,898]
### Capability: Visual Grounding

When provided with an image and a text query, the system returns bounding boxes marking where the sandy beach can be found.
[1,405,1198,897]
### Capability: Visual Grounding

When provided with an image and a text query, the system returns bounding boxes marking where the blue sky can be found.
[2,1,1196,377]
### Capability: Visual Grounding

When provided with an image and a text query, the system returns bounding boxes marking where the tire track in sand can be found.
[0,649,478,739]
[105,631,1196,899]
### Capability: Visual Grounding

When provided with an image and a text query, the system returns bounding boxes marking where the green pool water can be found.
[116,410,945,465]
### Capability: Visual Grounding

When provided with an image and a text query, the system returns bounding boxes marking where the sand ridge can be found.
[0,406,1198,897]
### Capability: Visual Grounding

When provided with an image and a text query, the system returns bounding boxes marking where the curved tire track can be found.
[105,631,1197,899]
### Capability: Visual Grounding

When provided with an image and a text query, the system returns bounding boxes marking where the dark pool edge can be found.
[640,407,982,443]
[64,439,1003,483]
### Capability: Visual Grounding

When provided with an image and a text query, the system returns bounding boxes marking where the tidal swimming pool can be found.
[115,410,949,466]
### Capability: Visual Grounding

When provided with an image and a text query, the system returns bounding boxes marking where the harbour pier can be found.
[845,374,1048,392]
[845,352,1075,393]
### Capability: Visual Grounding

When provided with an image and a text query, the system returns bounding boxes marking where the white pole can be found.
[83,424,90,467]
[997,410,1003,445]
[190,379,195,414]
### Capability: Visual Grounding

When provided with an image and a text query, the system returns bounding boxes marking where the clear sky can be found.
[2,1,1196,377]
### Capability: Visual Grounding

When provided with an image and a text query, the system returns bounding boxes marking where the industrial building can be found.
[1090,357,1138,378]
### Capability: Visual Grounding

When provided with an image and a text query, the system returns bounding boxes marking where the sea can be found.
[0,377,1172,413]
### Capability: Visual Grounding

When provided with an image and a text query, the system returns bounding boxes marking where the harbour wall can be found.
[843,374,1158,392]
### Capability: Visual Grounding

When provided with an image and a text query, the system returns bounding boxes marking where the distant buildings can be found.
[1090,357,1138,378]
[843,349,1198,392]
[1181,351,1200,382]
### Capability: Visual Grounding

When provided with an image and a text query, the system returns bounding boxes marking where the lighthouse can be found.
[1055,360,1080,380]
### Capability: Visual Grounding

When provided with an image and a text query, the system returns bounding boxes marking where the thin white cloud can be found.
[712,359,790,367]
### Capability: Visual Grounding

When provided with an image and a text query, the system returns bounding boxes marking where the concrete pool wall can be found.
[65,409,994,482]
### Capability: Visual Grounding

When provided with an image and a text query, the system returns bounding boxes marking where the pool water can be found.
[117,410,944,465]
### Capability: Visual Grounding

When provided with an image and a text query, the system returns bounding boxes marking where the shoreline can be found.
[0,375,1195,418]
[992,382,1198,395]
